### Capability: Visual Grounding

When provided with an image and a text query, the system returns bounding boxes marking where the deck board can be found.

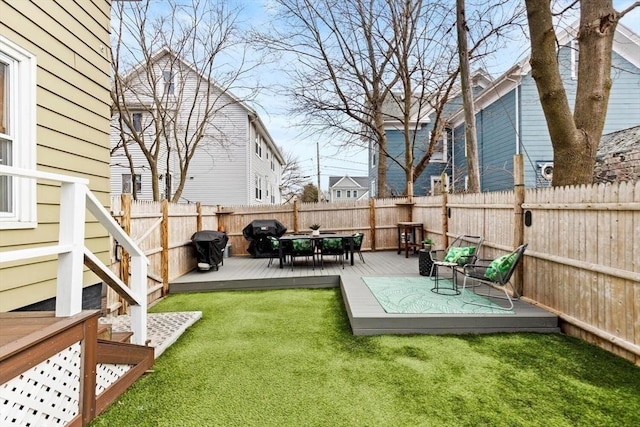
[170,251,560,335]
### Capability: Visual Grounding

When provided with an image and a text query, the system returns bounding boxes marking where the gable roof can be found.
[328,176,369,189]
[116,47,285,165]
[450,21,640,126]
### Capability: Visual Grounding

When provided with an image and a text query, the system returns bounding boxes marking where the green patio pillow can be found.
[292,239,312,252]
[323,238,343,250]
[485,252,517,281]
[443,246,475,265]
[268,236,280,250]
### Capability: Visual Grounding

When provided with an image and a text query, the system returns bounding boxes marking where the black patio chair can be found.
[352,232,365,263]
[288,238,315,270]
[429,234,483,278]
[318,237,345,269]
[266,236,283,267]
[460,244,528,310]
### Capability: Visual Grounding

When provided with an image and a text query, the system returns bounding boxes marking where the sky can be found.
[122,0,640,194]
[237,0,640,193]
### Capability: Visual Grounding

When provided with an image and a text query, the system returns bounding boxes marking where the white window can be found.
[353,190,358,198]
[255,135,262,158]
[163,70,175,95]
[347,190,351,198]
[0,36,36,229]
[571,39,579,80]
[430,175,449,196]
[432,129,448,162]
[336,190,341,198]
[132,112,142,132]
[255,175,262,200]
[122,174,142,194]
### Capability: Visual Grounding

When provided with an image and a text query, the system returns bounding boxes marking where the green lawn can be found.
[91,288,640,427]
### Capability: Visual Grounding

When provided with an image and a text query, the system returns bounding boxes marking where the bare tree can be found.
[253,0,401,197]
[456,0,480,192]
[524,0,639,186]
[279,148,309,203]
[111,0,261,201]
[256,0,524,197]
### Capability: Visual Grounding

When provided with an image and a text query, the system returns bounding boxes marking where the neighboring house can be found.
[594,126,640,183]
[328,176,370,202]
[372,22,640,195]
[369,72,492,196]
[0,0,112,311]
[449,22,640,192]
[110,49,285,206]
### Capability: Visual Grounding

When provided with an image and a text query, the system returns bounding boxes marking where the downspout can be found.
[451,127,455,192]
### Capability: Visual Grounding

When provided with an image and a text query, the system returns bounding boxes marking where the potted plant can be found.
[422,237,434,251]
[309,223,321,236]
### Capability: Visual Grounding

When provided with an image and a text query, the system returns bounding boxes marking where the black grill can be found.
[242,219,287,257]
[191,230,229,271]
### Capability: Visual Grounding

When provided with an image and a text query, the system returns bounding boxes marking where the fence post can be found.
[369,198,376,251]
[196,202,202,232]
[119,193,132,314]
[293,199,299,233]
[513,154,525,295]
[161,199,169,296]
[441,190,449,248]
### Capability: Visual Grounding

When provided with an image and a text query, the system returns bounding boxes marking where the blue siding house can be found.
[370,73,491,196]
[450,22,640,191]
[373,22,640,195]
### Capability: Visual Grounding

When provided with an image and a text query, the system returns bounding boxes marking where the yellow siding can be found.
[0,0,113,310]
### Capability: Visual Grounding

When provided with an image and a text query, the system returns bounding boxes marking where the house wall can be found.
[454,39,640,191]
[111,54,282,206]
[0,0,112,311]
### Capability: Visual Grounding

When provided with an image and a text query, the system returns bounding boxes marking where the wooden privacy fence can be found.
[108,179,639,365]
[108,195,219,314]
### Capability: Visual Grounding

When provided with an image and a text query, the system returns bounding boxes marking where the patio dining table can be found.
[277,234,355,268]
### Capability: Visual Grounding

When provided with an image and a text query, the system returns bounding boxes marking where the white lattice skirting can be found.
[0,343,132,426]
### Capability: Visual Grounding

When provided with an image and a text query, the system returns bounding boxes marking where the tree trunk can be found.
[456,0,480,192]
[524,0,618,186]
[374,111,388,198]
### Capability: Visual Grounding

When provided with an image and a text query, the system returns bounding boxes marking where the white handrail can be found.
[0,166,148,345]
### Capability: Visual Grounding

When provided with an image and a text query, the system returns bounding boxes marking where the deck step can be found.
[111,331,133,343]
[97,324,112,340]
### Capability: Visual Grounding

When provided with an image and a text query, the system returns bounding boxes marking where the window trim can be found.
[431,129,448,163]
[0,35,37,229]
[163,70,175,95]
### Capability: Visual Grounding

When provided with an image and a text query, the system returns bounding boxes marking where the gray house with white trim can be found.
[110,49,284,206]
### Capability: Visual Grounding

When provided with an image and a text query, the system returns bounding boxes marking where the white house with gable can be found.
[110,48,284,206]
[328,176,370,202]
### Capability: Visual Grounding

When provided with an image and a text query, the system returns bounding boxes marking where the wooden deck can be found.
[170,251,560,335]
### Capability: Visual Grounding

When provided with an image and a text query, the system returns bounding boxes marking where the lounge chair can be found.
[460,244,528,310]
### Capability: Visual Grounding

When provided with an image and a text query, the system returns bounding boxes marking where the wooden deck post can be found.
[293,200,299,233]
[80,314,98,425]
[161,199,169,296]
[369,198,376,251]
[119,194,132,315]
[513,154,525,295]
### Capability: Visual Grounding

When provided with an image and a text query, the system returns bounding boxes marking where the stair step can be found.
[97,324,112,340]
[111,331,133,343]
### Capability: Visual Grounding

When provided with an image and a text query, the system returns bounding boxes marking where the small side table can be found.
[397,222,424,258]
[431,262,461,295]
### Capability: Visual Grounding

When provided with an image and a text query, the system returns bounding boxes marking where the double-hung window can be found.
[0,36,36,229]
